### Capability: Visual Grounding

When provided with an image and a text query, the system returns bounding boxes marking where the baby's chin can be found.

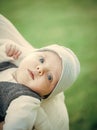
[12,69,31,86]
[12,70,23,83]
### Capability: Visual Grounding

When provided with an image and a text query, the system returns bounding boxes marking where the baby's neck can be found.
[12,71,18,83]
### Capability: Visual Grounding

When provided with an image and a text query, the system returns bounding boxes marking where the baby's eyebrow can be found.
[40,54,47,61]
[39,55,46,61]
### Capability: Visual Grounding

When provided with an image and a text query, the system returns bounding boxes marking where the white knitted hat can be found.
[37,44,80,98]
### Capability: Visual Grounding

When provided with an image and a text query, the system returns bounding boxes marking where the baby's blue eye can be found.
[39,57,44,63]
[47,74,53,82]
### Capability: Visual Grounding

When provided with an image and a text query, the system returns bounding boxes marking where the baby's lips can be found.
[27,69,34,80]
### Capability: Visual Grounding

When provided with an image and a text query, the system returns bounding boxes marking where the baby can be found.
[5,42,62,98]
[0,41,80,130]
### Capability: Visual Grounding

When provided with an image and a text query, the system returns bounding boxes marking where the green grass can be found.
[0,0,97,130]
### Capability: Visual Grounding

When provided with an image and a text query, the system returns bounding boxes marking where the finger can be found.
[5,44,11,55]
[6,44,16,56]
[13,51,22,60]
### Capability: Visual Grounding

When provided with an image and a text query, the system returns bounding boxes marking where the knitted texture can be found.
[0,82,41,122]
[0,61,17,71]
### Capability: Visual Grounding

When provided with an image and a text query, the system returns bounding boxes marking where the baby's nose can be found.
[37,66,45,75]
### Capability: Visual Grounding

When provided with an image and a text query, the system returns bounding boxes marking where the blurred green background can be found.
[0,0,97,130]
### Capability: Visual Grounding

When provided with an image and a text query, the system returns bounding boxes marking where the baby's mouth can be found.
[27,69,34,80]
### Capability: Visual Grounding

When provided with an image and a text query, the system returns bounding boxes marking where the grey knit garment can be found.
[0,61,17,71]
[0,81,41,122]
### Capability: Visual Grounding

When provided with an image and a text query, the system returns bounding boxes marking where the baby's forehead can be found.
[36,50,61,59]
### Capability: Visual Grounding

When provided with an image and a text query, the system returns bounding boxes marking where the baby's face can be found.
[15,51,62,97]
